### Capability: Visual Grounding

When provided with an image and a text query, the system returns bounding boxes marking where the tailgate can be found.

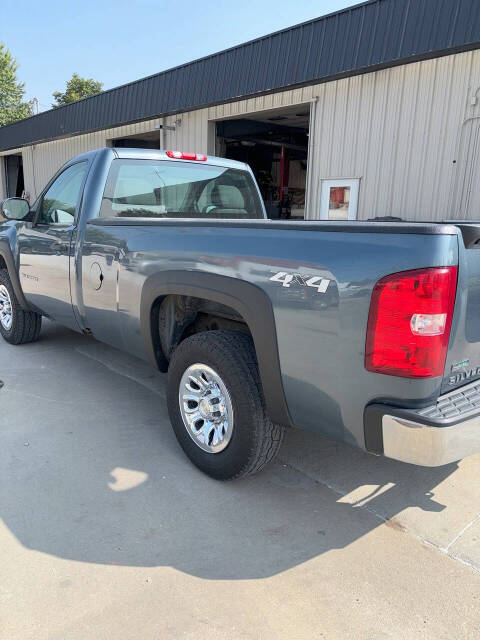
[443,223,480,393]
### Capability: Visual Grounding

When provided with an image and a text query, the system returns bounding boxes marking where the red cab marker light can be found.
[166,150,207,161]
[365,266,458,378]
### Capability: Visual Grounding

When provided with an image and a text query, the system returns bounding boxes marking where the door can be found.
[17,161,89,329]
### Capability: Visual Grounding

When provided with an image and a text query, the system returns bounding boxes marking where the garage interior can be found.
[3,153,24,198]
[111,131,161,149]
[216,105,310,219]
[109,105,310,220]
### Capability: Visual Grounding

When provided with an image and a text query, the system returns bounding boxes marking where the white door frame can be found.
[319,178,360,220]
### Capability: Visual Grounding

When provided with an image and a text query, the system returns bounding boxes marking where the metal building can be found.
[1,0,480,221]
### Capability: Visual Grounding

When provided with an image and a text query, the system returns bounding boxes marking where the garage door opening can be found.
[215,106,310,219]
[110,131,160,149]
[4,154,24,198]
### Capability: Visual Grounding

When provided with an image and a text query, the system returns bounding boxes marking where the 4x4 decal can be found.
[269,271,331,293]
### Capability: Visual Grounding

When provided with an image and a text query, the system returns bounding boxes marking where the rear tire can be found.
[167,330,284,480]
[0,269,42,345]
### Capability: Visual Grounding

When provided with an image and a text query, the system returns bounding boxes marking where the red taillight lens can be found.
[166,150,207,161]
[365,267,458,378]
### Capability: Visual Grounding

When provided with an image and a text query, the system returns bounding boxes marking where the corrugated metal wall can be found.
[19,119,166,198]
[2,48,480,221]
[308,47,480,220]
[2,0,479,152]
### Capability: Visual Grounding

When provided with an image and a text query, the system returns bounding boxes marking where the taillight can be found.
[166,150,207,161]
[365,267,458,378]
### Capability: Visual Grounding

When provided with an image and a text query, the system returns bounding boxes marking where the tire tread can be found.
[168,330,284,479]
[0,269,42,345]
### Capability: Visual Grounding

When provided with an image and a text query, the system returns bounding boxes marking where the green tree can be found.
[52,73,103,107]
[0,43,32,127]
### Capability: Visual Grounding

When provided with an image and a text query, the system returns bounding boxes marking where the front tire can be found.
[167,330,284,480]
[0,269,42,345]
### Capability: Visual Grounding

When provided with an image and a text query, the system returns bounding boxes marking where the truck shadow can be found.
[0,321,460,579]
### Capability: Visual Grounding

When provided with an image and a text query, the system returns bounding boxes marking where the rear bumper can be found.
[380,413,480,466]
[364,381,480,466]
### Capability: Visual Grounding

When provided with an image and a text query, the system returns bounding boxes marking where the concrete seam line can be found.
[277,459,480,574]
[445,513,480,552]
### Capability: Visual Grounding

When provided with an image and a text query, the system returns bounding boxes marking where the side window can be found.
[38,162,88,225]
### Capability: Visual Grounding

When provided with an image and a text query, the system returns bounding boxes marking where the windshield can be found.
[100,159,265,219]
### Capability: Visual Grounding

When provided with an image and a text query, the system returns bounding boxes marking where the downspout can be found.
[0,157,7,200]
[159,117,165,151]
[305,96,318,220]
[31,145,37,200]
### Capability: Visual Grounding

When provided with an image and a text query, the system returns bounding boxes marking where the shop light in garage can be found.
[166,150,207,161]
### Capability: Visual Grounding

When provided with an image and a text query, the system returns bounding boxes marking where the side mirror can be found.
[0,197,30,221]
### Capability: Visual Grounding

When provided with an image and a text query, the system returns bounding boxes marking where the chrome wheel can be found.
[179,363,234,453]
[0,285,12,331]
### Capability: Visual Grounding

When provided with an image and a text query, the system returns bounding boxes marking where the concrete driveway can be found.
[1,320,480,639]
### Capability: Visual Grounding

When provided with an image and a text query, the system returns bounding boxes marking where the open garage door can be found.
[110,130,160,149]
[4,154,24,198]
[215,106,309,219]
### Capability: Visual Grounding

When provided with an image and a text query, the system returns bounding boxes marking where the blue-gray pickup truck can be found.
[1,147,480,479]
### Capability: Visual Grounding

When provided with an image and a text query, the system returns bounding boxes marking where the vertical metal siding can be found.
[307,48,480,220]
[3,49,480,222]
[1,0,480,152]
